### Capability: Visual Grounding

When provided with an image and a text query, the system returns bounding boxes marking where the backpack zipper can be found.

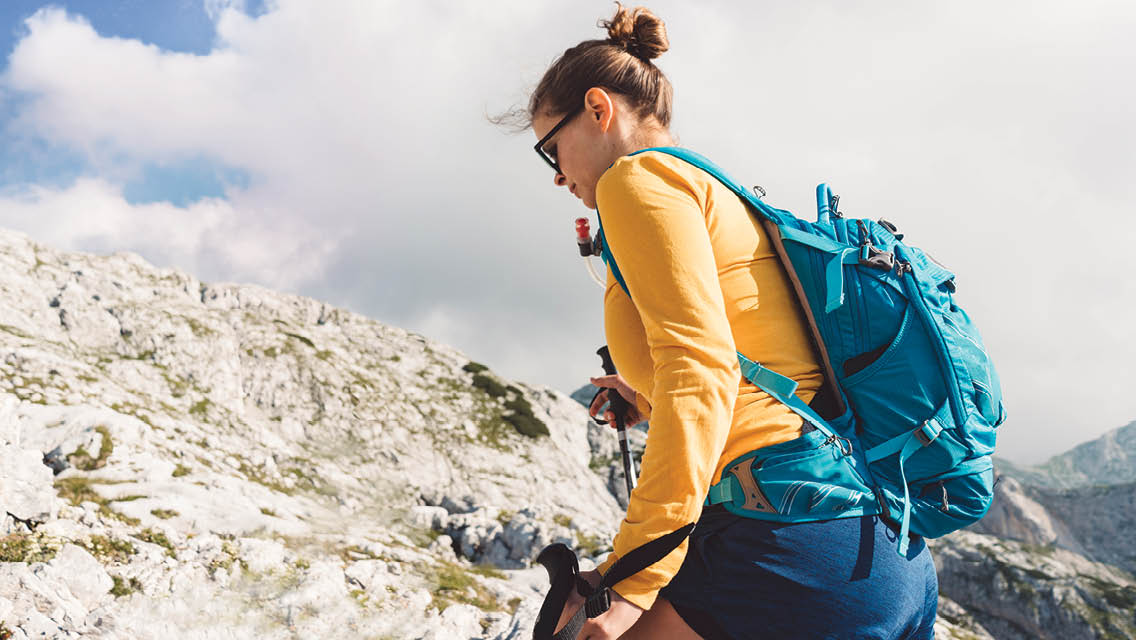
[896,259,967,427]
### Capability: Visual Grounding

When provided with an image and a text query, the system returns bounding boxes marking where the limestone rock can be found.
[0,443,56,522]
[0,228,621,638]
[934,595,997,640]
[932,530,1136,639]
[970,474,1085,554]
[40,544,113,610]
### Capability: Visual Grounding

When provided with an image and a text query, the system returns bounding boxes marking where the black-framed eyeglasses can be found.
[533,106,583,175]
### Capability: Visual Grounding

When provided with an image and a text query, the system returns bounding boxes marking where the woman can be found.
[524,5,939,639]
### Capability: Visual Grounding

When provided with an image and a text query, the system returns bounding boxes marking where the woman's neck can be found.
[610,126,676,161]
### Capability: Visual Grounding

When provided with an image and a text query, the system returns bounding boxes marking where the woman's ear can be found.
[584,87,615,133]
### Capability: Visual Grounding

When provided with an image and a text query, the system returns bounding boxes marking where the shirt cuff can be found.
[594,551,663,611]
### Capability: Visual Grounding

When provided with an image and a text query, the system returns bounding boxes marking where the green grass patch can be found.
[54,477,141,526]
[283,332,316,349]
[0,533,58,563]
[339,545,379,562]
[208,540,245,573]
[1080,575,1136,611]
[240,462,297,496]
[260,507,277,517]
[462,362,489,374]
[172,464,191,477]
[429,562,501,613]
[189,398,210,419]
[472,373,507,398]
[503,410,549,438]
[185,317,215,338]
[470,563,506,580]
[503,394,549,438]
[135,528,176,558]
[68,425,114,470]
[350,587,370,607]
[151,508,178,519]
[110,574,143,597]
[576,531,607,557]
[78,535,136,564]
[162,371,190,398]
[123,349,156,362]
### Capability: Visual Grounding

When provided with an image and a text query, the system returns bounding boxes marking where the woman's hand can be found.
[555,569,646,640]
[589,374,643,427]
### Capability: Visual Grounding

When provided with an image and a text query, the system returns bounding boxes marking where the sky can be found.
[0,0,1133,465]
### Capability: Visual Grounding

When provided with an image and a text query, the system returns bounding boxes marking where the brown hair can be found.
[504,3,673,130]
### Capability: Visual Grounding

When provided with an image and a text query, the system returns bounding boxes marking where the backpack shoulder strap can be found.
[628,147,793,226]
[615,147,845,418]
[598,146,784,299]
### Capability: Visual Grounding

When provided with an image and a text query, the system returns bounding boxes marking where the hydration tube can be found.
[584,257,605,287]
[575,217,606,288]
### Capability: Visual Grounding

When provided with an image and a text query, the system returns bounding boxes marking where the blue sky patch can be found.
[123,157,250,207]
[0,0,267,62]
[0,2,262,204]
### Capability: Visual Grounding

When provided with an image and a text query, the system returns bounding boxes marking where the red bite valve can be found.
[575,218,594,256]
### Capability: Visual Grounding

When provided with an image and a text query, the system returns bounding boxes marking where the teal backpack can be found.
[597,147,1006,555]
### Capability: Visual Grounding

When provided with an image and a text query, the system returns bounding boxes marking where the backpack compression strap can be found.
[532,522,695,640]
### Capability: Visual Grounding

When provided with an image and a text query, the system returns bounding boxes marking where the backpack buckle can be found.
[858,244,895,271]
[584,587,611,618]
[914,420,942,447]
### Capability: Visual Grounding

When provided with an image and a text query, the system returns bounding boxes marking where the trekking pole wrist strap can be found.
[533,522,696,639]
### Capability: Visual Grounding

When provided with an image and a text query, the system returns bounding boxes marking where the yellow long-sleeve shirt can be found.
[593,151,824,610]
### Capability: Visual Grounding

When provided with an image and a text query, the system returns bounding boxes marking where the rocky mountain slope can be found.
[0,228,630,638]
[1,227,1133,639]
[934,530,1136,639]
[974,473,1136,578]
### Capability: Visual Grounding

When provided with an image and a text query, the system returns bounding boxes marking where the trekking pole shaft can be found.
[596,346,638,498]
[618,427,637,493]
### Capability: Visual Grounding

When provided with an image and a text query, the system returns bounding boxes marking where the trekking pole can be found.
[595,346,637,497]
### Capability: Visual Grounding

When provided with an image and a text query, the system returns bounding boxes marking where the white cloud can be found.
[0,0,1133,463]
[0,177,334,290]
[204,0,247,23]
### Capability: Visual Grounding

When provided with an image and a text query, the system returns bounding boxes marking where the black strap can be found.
[533,544,580,640]
[533,522,696,639]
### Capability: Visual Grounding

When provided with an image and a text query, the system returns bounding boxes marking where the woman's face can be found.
[532,92,619,210]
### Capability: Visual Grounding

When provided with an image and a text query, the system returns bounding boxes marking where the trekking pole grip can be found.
[595,346,632,425]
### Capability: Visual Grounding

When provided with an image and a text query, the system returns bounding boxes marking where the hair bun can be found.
[601,3,669,62]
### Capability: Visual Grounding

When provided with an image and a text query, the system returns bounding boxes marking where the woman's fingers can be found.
[590,375,636,404]
[589,389,609,417]
[589,375,643,426]
[590,374,620,389]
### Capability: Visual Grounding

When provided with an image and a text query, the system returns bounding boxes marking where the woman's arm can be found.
[593,153,740,610]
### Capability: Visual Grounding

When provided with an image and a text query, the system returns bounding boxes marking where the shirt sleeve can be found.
[634,392,652,422]
[593,154,740,610]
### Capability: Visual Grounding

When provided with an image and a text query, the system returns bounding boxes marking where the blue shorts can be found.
[657,507,938,640]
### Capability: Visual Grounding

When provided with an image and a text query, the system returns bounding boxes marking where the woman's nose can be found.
[553,173,567,187]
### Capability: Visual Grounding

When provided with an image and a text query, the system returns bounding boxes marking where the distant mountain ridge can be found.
[997,420,1136,489]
